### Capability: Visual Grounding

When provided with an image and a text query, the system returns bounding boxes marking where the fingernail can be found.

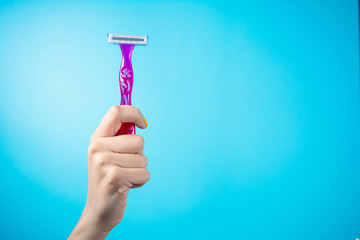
[144,118,148,127]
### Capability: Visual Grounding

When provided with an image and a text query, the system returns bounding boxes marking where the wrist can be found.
[68,209,109,240]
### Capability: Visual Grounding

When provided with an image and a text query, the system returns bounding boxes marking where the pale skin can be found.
[68,105,150,240]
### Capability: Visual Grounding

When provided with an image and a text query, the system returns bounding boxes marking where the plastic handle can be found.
[115,44,136,135]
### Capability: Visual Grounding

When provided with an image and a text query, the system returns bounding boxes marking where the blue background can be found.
[0,0,359,239]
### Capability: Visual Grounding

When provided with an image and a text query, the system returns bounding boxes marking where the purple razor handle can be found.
[117,44,135,135]
[107,34,148,135]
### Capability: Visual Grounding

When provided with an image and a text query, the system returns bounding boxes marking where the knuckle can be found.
[88,138,103,156]
[110,105,133,120]
[106,167,121,186]
[108,106,122,123]
[117,185,130,194]
[89,134,96,144]
[88,145,95,156]
[109,105,120,115]
[93,152,109,168]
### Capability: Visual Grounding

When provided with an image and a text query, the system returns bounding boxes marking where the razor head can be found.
[107,34,148,46]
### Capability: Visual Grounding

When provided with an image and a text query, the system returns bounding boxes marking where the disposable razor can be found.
[107,34,148,135]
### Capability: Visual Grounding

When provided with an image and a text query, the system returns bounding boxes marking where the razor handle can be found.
[115,44,136,135]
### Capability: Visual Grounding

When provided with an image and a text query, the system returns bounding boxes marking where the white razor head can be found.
[107,34,148,46]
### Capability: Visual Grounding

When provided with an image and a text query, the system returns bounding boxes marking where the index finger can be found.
[91,105,147,139]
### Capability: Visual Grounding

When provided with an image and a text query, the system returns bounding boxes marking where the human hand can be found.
[68,106,150,240]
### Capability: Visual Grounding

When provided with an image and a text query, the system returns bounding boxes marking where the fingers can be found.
[104,167,150,189]
[92,105,147,139]
[93,152,148,168]
[89,135,144,155]
[123,168,150,187]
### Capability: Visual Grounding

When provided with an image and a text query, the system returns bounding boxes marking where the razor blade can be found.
[107,34,148,46]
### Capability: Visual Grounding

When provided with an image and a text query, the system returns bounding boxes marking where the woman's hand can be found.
[68,106,150,240]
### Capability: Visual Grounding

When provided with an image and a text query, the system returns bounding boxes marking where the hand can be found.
[68,106,150,240]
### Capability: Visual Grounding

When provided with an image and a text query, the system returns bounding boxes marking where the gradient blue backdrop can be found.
[0,0,359,239]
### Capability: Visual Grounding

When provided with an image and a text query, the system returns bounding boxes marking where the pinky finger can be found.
[125,168,150,187]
